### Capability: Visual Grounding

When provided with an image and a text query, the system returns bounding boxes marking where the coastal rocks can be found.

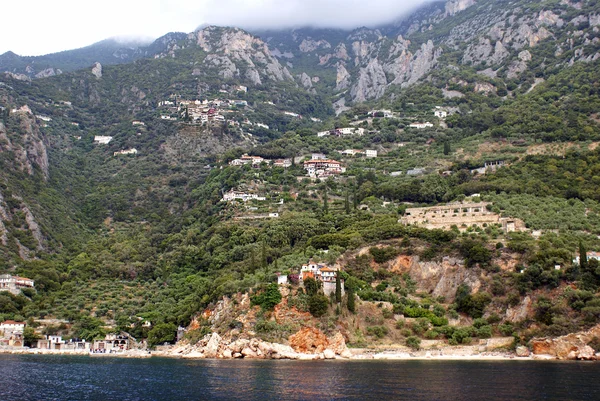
[204,332,221,358]
[531,323,600,360]
[289,327,330,354]
[175,328,349,360]
[516,346,530,357]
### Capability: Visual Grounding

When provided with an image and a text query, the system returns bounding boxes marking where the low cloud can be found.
[1,0,433,56]
[190,0,433,30]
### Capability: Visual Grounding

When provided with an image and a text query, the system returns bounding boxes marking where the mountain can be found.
[0,33,188,79]
[2,0,600,354]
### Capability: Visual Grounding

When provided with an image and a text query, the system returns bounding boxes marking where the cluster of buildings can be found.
[276,261,345,296]
[317,127,366,137]
[0,320,25,347]
[470,161,506,175]
[303,154,345,178]
[0,274,34,295]
[229,154,292,168]
[159,97,249,125]
[341,149,378,158]
[0,318,139,353]
[221,190,267,203]
[299,261,344,297]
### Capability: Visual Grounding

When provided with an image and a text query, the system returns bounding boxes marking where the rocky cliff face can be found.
[0,109,49,180]
[177,27,294,86]
[265,0,600,102]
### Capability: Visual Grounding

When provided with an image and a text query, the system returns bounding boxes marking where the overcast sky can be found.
[1,0,433,56]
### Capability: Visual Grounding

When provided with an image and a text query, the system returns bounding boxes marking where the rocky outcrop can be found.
[299,39,331,53]
[445,0,476,17]
[531,324,600,360]
[91,62,102,79]
[335,63,351,91]
[505,296,533,323]
[35,68,60,79]
[190,26,293,85]
[0,110,49,180]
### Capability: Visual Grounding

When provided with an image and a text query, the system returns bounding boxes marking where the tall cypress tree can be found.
[579,241,588,270]
[347,287,356,313]
[344,189,350,214]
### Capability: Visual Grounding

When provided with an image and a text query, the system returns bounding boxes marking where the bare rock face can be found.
[23,206,44,250]
[91,62,102,79]
[299,39,331,53]
[391,255,480,301]
[505,296,532,323]
[445,0,476,17]
[335,63,352,91]
[531,324,600,360]
[191,27,293,85]
[350,59,388,103]
[35,68,58,79]
[203,332,221,358]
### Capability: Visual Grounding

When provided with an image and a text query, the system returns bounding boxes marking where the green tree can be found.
[443,141,451,155]
[347,287,356,313]
[309,294,329,317]
[304,277,319,296]
[579,241,588,269]
[406,336,421,350]
[147,323,177,347]
[323,188,329,214]
[23,327,40,347]
[251,283,282,310]
[344,190,350,214]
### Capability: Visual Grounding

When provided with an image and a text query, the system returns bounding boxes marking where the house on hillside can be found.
[298,262,344,296]
[573,251,600,265]
[0,275,34,295]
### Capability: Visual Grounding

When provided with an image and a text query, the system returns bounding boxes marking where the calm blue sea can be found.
[0,355,599,400]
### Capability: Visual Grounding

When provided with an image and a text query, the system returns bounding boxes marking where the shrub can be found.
[367,325,389,339]
[477,325,493,338]
[406,336,421,350]
[251,284,282,311]
[499,323,514,336]
[370,246,400,263]
[308,294,329,317]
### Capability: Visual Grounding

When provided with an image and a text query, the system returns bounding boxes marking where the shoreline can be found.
[0,347,558,361]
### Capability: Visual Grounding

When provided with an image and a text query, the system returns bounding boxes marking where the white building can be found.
[0,275,35,295]
[114,149,138,156]
[573,251,600,265]
[409,122,434,129]
[93,136,113,144]
[366,150,378,158]
[0,320,25,334]
[132,121,145,126]
[221,190,266,202]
